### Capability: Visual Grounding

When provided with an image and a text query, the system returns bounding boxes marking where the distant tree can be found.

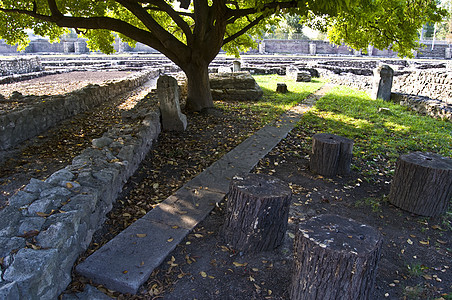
[0,0,447,111]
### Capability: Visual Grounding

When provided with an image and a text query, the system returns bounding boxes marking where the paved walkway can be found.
[76,84,334,295]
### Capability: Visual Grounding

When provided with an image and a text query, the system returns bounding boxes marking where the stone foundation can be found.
[0,69,161,151]
[0,57,42,76]
[0,101,161,300]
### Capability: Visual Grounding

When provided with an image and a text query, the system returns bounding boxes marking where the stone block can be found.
[157,75,187,131]
[209,72,263,101]
[372,64,394,101]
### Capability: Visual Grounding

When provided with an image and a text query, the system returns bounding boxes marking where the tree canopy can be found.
[0,0,447,111]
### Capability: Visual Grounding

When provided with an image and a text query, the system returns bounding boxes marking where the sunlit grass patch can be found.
[216,74,326,127]
[297,85,452,178]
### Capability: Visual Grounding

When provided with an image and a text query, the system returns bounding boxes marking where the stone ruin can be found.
[209,71,263,101]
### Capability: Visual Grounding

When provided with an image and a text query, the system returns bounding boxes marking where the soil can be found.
[69,100,451,298]
[0,72,450,299]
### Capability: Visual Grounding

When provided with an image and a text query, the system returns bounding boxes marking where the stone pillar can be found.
[74,41,87,54]
[367,45,374,56]
[371,65,394,101]
[309,43,316,55]
[63,42,74,53]
[353,49,362,56]
[157,75,187,131]
[232,60,241,72]
[412,49,418,58]
[445,48,451,59]
[258,41,265,54]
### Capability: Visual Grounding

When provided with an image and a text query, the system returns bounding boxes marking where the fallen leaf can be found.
[66,182,74,188]
[194,234,203,238]
[200,271,207,278]
[136,233,147,238]
[167,238,174,242]
[407,239,413,245]
[123,270,128,274]
[419,240,429,245]
[233,262,248,267]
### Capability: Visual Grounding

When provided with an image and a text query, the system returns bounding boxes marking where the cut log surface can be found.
[310,133,354,177]
[222,174,292,253]
[389,152,452,217]
[290,214,383,300]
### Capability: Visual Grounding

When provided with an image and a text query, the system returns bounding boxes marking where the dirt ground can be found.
[131,124,451,300]
[69,105,451,299]
[1,72,450,299]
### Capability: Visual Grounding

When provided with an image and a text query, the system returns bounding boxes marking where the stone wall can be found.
[390,93,452,120]
[392,71,452,103]
[0,57,42,76]
[0,101,161,299]
[0,69,161,151]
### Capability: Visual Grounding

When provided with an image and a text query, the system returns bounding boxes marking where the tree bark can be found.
[389,152,452,217]
[182,56,215,112]
[310,133,354,177]
[221,174,292,253]
[290,214,383,300]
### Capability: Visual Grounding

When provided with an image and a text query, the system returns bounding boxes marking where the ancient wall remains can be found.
[0,105,161,299]
[0,69,161,151]
[0,57,43,76]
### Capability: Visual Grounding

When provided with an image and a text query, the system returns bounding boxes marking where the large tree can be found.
[0,0,447,111]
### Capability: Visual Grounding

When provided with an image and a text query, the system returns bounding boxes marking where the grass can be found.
[216,74,326,127]
[297,85,452,178]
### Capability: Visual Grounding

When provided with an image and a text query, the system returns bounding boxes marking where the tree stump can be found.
[276,83,288,93]
[389,152,452,217]
[290,214,383,300]
[309,133,354,177]
[221,174,292,253]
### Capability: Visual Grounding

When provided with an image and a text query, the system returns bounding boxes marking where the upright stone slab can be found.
[372,64,394,101]
[309,43,316,55]
[367,44,374,56]
[157,75,187,131]
[233,60,241,72]
[445,48,451,59]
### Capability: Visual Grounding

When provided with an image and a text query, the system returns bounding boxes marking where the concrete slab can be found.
[76,84,331,294]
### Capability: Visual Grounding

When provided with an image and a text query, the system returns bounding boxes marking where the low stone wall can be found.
[390,93,452,121]
[0,57,42,76]
[0,69,161,151]
[0,102,161,299]
[392,71,452,103]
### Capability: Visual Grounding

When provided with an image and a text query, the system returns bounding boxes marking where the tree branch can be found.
[223,13,266,45]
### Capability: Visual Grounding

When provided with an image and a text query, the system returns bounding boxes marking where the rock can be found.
[210,72,263,101]
[372,64,394,101]
[8,191,39,208]
[40,186,72,198]
[17,217,46,235]
[45,169,75,185]
[286,66,312,82]
[0,237,26,257]
[157,75,187,131]
[92,136,113,149]
[24,178,53,194]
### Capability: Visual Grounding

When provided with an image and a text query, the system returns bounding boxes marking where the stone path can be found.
[76,84,334,295]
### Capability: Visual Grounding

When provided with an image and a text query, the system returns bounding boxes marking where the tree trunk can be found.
[221,174,292,253]
[389,152,452,217]
[290,214,383,300]
[183,60,214,112]
[310,133,354,177]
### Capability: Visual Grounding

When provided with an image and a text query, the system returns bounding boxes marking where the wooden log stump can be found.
[290,214,383,300]
[310,133,354,177]
[389,152,452,217]
[276,83,288,93]
[221,174,292,253]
